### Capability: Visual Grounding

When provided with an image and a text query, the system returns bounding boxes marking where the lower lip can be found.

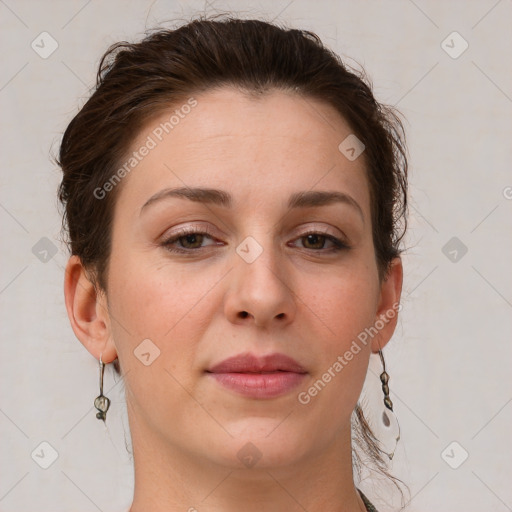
[207,372,307,399]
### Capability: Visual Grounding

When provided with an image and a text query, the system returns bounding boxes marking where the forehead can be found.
[115,87,370,217]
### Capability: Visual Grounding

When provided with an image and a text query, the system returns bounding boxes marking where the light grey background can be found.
[1,1,511,511]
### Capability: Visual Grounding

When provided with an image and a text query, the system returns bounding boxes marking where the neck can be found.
[126,403,367,512]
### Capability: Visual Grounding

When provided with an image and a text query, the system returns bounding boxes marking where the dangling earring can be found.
[94,353,111,422]
[378,348,400,460]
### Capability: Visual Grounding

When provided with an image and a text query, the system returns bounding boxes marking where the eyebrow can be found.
[140,187,364,221]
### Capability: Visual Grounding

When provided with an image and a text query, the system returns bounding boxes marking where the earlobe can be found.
[371,257,403,353]
[63,255,117,363]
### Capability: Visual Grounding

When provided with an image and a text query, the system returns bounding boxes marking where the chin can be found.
[205,421,311,470]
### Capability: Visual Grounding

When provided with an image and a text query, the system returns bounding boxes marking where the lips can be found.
[207,352,307,374]
[206,352,307,399]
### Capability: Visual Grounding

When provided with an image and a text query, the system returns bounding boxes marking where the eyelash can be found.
[160,227,350,255]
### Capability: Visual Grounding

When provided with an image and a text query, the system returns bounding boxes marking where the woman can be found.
[58,15,408,512]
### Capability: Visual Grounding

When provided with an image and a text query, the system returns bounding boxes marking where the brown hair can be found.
[57,14,408,505]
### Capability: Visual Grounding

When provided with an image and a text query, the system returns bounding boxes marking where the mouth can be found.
[205,352,308,399]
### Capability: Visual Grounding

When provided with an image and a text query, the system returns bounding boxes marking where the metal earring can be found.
[378,348,400,460]
[94,353,111,422]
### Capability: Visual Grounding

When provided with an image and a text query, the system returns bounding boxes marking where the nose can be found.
[223,237,296,329]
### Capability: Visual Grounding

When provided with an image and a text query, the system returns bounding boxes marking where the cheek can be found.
[106,252,224,378]
[108,253,205,335]
[294,265,379,408]
[106,256,212,425]
[299,262,379,343]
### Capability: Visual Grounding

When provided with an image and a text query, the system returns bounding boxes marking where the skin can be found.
[64,87,402,512]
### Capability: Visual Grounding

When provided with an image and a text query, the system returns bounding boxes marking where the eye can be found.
[161,227,221,254]
[291,231,350,252]
[160,227,350,255]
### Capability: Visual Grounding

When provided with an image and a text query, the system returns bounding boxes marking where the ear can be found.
[371,257,403,354]
[63,255,117,363]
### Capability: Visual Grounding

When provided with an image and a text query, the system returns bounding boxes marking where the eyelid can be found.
[161,222,218,240]
[160,225,351,257]
[161,223,346,243]
[294,225,345,238]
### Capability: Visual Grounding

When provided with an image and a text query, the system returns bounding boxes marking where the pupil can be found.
[307,234,323,248]
[184,234,201,247]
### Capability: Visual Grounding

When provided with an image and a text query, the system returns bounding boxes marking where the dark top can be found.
[358,488,378,512]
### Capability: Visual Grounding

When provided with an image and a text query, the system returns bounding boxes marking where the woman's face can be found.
[95,87,400,469]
